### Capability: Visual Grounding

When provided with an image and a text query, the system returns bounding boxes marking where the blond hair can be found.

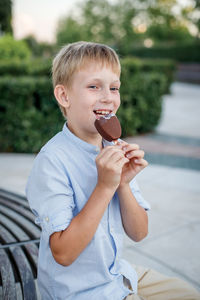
[52,41,121,118]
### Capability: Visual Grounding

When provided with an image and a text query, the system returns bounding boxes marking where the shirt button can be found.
[45,217,49,222]
[95,148,99,153]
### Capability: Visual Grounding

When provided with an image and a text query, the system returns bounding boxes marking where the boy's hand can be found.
[96,145,129,191]
[118,141,148,187]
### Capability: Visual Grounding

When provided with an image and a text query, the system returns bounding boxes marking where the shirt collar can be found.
[62,122,113,154]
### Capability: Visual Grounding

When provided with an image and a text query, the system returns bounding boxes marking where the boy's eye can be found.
[89,85,97,89]
[110,87,119,91]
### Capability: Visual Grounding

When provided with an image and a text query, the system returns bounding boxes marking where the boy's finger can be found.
[134,158,148,167]
[102,153,129,172]
[97,146,125,162]
[122,143,140,152]
[125,150,145,159]
[115,156,129,168]
[103,144,124,153]
[107,150,126,164]
[97,145,120,158]
[103,145,124,156]
[116,140,128,147]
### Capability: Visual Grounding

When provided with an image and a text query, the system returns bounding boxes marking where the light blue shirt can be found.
[26,123,150,300]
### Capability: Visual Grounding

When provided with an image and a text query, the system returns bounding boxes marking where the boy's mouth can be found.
[93,110,112,119]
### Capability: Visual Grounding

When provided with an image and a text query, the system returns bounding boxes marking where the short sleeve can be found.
[129,178,151,211]
[26,150,75,237]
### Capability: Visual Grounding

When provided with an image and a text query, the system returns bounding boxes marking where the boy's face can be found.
[65,62,121,142]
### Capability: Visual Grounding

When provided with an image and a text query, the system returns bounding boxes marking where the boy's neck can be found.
[67,123,103,150]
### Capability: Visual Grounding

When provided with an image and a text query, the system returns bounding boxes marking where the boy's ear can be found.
[54,85,70,108]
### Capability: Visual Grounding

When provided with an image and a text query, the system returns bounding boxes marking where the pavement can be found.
[0,82,200,291]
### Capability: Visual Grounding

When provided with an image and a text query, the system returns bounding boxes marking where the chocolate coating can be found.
[94,114,121,142]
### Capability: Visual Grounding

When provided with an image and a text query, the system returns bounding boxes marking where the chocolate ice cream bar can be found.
[94,113,121,143]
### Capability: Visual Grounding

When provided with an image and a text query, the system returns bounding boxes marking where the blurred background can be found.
[0,0,200,151]
[0,0,200,296]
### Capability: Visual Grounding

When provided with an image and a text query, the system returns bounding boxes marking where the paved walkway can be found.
[0,82,200,291]
[123,82,200,291]
[125,82,200,171]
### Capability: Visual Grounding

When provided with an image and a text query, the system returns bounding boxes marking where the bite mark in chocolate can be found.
[94,113,121,142]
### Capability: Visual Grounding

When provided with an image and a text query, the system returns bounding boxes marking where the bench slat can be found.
[0,214,30,241]
[0,249,17,299]
[10,246,37,300]
[0,205,41,239]
[0,190,40,299]
[0,189,29,208]
[0,223,39,274]
[0,197,36,223]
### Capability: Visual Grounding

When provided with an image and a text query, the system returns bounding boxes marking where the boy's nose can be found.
[99,97,112,104]
[99,90,113,103]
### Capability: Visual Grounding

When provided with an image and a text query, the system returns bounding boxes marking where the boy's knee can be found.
[132,265,200,300]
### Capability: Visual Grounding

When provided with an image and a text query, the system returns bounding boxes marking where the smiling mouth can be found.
[93,110,112,119]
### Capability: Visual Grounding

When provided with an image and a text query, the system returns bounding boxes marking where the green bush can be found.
[0,35,31,61]
[130,42,200,63]
[121,57,175,93]
[0,77,63,152]
[0,58,52,76]
[0,60,30,76]
[119,66,167,136]
[0,57,173,153]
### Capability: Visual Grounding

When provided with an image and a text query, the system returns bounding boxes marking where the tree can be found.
[195,0,200,35]
[56,17,84,45]
[55,0,199,55]
[180,0,200,39]
[0,0,13,35]
[0,35,31,61]
[145,0,194,44]
[80,0,139,52]
[56,0,139,54]
[23,35,55,58]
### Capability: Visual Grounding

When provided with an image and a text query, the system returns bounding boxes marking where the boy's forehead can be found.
[75,69,120,84]
[66,59,121,88]
[78,59,120,76]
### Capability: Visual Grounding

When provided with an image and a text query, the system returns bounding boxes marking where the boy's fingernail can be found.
[122,147,127,151]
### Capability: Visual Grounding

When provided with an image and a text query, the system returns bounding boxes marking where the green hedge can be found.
[130,42,200,63]
[0,35,31,61]
[119,71,167,136]
[0,59,52,76]
[121,57,175,94]
[0,76,63,153]
[0,58,173,153]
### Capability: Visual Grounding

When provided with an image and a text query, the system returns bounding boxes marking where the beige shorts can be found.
[124,265,200,300]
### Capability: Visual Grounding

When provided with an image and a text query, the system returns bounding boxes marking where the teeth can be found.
[95,110,110,115]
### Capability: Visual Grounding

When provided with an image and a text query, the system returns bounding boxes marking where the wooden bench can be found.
[0,189,41,299]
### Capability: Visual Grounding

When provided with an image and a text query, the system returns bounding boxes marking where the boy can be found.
[26,42,200,299]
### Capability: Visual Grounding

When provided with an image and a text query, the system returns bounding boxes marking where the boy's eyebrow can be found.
[90,78,121,84]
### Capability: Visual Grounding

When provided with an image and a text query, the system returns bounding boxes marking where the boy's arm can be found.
[50,184,114,266]
[50,145,129,266]
[117,141,149,242]
[117,184,148,242]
